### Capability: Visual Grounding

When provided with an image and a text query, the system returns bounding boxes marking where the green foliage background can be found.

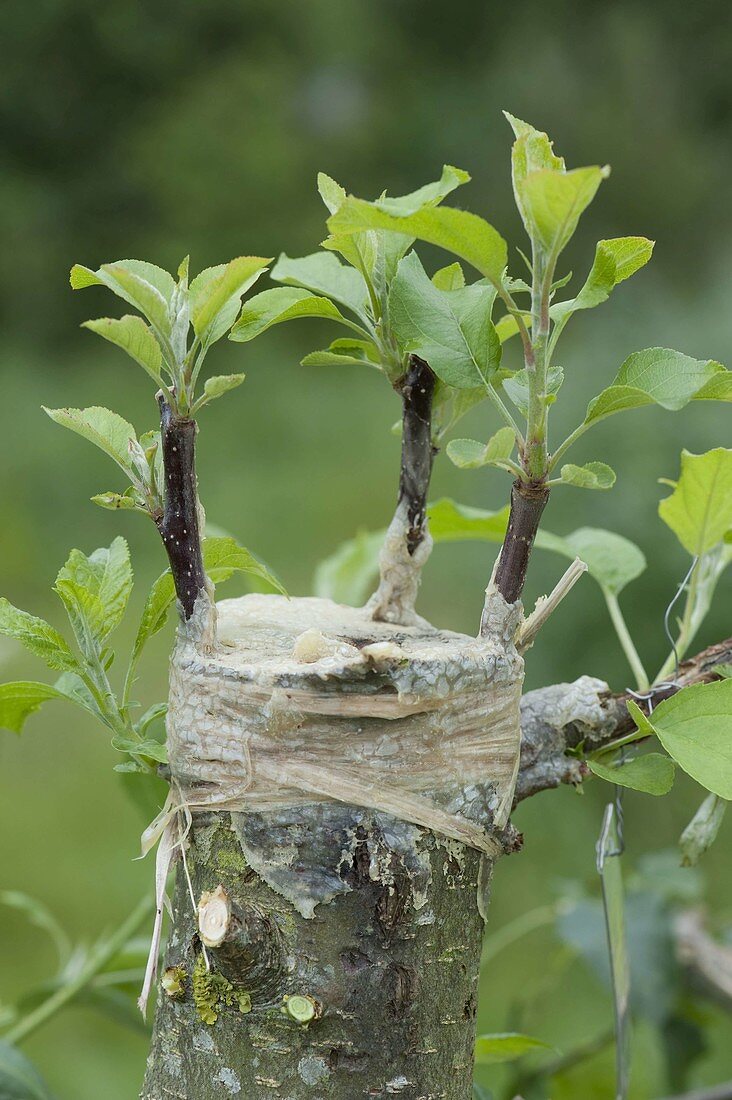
[0,3,730,1096]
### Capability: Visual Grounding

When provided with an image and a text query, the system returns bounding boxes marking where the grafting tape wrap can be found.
[165,592,525,857]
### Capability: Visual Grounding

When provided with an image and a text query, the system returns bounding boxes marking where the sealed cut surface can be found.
[167,593,524,835]
[215,593,501,685]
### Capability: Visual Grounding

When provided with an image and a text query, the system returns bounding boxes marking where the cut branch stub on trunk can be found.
[198,884,284,994]
[143,591,524,1098]
[156,395,207,620]
[368,355,437,625]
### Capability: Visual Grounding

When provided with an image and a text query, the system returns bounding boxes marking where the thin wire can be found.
[663,555,699,683]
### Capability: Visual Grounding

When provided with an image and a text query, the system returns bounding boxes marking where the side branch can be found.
[516,636,732,802]
[156,395,207,619]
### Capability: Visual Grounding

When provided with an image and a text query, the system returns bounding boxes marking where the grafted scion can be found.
[156,395,206,618]
[492,478,550,608]
[398,354,437,555]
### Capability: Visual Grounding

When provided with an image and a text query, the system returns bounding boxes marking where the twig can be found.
[515,636,732,802]
[518,557,588,652]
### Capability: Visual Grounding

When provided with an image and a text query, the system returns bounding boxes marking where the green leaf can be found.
[99,263,171,334]
[629,680,732,798]
[301,343,380,368]
[317,172,347,214]
[111,734,168,764]
[589,752,675,795]
[201,373,247,404]
[388,252,501,389]
[271,252,370,318]
[658,447,732,555]
[313,529,386,606]
[82,316,164,385]
[0,600,77,672]
[52,671,99,717]
[584,348,732,426]
[474,1032,553,1065]
[91,490,143,512]
[559,461,616,490]
[520,165,609,257]
[679,793,727,866]
[329,199,508,287]
[54,537,133,651]
[503,364,563,416]
[493,312,530,345]
[505,113,565,235]
[0,681,70,734]
[426,503,646,597]
[446,427,515,470]
[71,259,175,304]
[714,664,732,679]
[43,406,138,479]
[552,527,646,596]
[0,1041,57,1099]
[190,256,270,345]
[203,536,286,594]
[552,237,654,322]
[426,498,511,543]
[379,164,471,215]
[433,383,490,438]
[432,262,465,291]
[130,572,176,672]
[229,287,354,342]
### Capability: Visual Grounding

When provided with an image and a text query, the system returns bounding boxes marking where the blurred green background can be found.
[1,2,730,1097]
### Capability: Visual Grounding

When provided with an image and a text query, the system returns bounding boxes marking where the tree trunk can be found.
[141,591,524,1099]
[142,810,489,1098]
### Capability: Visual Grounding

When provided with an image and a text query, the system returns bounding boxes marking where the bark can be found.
[156,396,207,620]
[142,810,490,1099]
[397,355,437,557]
[368,356,437,625]
[490,478,550,611]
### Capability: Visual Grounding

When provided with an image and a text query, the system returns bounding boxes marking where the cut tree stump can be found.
[142,593,524,1100]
